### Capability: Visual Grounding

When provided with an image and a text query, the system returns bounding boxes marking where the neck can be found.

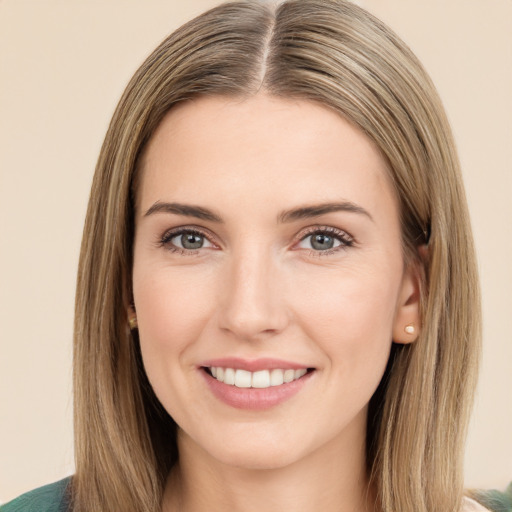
[162,421,377,512]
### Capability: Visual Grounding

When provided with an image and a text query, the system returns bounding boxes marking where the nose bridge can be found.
[218,240,288,340]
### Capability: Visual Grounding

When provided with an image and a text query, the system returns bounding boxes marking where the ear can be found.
[392,246,426,344]
[127,304,138,330]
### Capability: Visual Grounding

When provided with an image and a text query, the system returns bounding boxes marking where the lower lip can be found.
[200,369,314,410]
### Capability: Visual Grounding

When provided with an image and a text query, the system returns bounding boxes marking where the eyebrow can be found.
[144,200,373,224]
[278,201,374,223]
[144,201,223,223]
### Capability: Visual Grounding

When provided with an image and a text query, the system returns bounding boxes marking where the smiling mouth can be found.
[203,367,314,389]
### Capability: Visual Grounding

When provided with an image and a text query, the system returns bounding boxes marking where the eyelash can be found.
[157,225,355,257]
[158,227,216,256]
[297,226,354,257]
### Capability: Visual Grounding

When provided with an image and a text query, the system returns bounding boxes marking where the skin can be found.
[131,94,421,512]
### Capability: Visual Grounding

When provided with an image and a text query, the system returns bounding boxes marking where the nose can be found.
[217,246,290,342]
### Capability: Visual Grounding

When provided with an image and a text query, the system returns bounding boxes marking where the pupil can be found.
[181,233,203,249]
[311,234,333,250]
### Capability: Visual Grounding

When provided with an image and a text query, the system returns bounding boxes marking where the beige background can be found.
[1,0,511,503]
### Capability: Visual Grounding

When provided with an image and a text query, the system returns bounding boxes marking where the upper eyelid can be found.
[160,224,352,238]
[296,225,354,242]
[161,225,217,241]
[298,225,350,235]
[157,226,219,254]
[158,224,355,250]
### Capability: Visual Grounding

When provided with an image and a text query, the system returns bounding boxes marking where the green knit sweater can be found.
[2,478,511,511]
[1,478,70,512]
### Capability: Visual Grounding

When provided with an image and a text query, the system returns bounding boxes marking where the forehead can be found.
[137,94,397,221]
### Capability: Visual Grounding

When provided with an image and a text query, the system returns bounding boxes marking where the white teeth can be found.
[252,370,270,388]
[270,369,284,386]
[209,366,309,388]
[235,369,252,388]
[224,368,235,385]
[295,369,307,379]
[283,369,295,383]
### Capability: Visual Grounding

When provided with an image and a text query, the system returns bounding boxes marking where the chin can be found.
[209,443,303,471]
[182,423,311,471]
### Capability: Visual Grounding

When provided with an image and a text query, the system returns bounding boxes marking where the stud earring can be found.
[128,316,138,330]
[404,324,415,335]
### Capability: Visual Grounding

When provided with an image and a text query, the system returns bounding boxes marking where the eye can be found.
[160,228,215,253]
[296,227,354,254]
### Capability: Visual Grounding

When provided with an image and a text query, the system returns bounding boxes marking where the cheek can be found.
[288,262,399,371]
[132,266,219,426]
[294,260,399,321]
[133,266,215,369]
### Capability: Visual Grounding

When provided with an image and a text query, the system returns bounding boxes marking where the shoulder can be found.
[466,482,512,512]
[463,496,494,511]
[0,477,71,512]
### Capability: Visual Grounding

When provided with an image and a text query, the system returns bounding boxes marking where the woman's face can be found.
[132,94,420,470]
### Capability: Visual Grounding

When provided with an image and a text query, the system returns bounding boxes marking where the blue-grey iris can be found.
[181,233,204,249]
[311,233,334,250]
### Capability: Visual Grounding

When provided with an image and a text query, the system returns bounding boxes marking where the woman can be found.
[2,0,504,511]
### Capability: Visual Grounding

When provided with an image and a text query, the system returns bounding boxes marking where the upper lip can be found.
[200,357,311,372]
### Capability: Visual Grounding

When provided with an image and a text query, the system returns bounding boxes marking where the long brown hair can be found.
[72,1,481,511]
